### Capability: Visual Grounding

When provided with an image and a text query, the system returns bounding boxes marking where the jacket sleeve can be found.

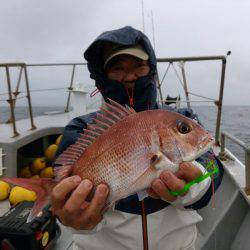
[55,112,97,159]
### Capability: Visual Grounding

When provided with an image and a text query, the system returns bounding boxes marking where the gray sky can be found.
[0,0,250,106]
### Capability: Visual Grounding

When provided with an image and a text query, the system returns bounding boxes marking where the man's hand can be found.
[50,176,109,230]
[148,162,203,202]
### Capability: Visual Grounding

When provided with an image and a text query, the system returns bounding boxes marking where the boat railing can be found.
[156,52,231,145]
[219,131,250,195]
[0,63,36,137]
[26,63,88,113]
[0,54,230,141]
[0,62,87,137]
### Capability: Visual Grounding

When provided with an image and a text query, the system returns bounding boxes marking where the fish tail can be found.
[1,177,56,222]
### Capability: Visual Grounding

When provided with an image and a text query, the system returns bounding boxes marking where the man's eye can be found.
[112,66,123,71]
[136,63,147,68]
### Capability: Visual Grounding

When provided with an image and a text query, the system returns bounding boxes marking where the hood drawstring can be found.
[90,88,101,97]
[125,85,135,107]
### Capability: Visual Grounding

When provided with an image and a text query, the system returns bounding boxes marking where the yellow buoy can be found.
[0,181,11,201]
[9,186,37,205]
[31,157,47,174]
[44,144,58,161]
[19,166,32,178]
[55,135,63,146]
[31,175,40,179]
[40,167,54,178]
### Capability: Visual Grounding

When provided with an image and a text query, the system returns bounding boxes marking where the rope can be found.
[159,61,217,103]
[188,91,216,101]
[171,63,185,88]
[159,63,171,86]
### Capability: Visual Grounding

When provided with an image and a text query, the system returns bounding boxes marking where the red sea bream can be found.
[54,99,214,205]
[2,100,214,220]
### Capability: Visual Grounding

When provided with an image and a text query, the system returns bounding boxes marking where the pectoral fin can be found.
[151,152,179,174]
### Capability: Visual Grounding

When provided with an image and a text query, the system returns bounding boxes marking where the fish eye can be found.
[177,121,191,134]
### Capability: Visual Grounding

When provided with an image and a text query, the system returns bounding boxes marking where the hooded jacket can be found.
[56,26,223,250]
[84,26,158,112]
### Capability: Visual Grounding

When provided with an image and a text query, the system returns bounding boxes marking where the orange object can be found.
[44,144,58,161]
[31,158,46,174]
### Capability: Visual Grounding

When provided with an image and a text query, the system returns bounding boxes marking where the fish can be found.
[1,99,214,221]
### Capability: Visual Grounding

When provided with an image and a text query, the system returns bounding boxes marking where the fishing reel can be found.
[0,201,60,250]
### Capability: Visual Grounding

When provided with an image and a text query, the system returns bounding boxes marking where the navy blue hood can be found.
[84,26,158,112]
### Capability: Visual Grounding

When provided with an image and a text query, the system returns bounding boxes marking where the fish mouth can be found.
[182,136,214,162]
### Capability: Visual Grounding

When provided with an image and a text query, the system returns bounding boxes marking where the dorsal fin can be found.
[54,100,136,180]
[100,106,122,122]
[108,98,135,115]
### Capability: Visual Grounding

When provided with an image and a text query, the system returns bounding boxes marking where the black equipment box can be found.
[0,201,61,250]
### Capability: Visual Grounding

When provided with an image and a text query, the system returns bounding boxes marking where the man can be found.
[51,26,223,250]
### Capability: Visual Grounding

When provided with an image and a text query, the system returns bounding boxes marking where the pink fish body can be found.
[2,100,213,220]
[55,100,214,205]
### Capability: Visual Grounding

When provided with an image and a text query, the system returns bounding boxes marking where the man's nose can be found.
[123,72,138,83]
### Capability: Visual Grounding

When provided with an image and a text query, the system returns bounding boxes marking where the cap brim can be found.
[104,46,149,68]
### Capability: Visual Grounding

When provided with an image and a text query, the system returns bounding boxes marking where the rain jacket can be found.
[56,26,224,250]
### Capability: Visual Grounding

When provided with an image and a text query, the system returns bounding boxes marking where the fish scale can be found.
[70,113,156,202]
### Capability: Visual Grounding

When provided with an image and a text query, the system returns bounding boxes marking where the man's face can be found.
[105,55,150,88]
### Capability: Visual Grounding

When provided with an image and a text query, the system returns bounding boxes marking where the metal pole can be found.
[6,67,23,123]
[5,66,19,137]
[245,147,250,195]
[221,133,225,153]
[219,131,250,195]
[27,62,86,67]
[23,65,36,130]
[141,0,145,33]
[15,66,23,94]
[11,66,23,115]
[65,64,76,112]
[215,59,227,145]
[157,55,226,63]
[180,62,191,110]
[155,73,164,108]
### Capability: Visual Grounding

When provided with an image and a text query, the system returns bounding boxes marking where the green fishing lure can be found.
[169,160,218,196]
